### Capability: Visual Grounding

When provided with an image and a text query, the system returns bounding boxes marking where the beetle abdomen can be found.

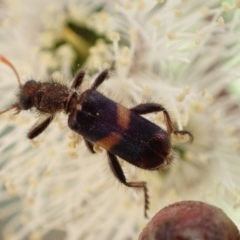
[68,90,171,170]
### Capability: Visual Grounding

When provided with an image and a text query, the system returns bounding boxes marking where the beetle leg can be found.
[28,115,54,139]
[107,151,149,218]
[84,138,95,153]
[71,70,85,90]
[131,103,175,133]
[91,70,109,90]
[131,103,193,142]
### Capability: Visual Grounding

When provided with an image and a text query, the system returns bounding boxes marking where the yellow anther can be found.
[173,9,183,18]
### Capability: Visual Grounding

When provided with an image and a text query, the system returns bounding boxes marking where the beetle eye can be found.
[19,95,32,110]
[18,80,38,110]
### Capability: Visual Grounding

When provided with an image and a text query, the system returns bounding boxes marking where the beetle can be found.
[0,55,193,217]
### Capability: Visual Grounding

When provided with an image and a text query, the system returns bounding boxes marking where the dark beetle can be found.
[0,56,193,217]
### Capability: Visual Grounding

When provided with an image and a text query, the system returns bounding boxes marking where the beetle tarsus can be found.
[84,138,96,153]
[173,130,194,143]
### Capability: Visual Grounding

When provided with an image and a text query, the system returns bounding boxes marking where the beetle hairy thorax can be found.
[18,80,74,114]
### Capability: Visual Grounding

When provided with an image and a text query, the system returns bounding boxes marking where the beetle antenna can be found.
[0,55,22,87]
[0,103,20,115]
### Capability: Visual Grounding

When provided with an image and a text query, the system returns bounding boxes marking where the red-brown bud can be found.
[139,201,240,240]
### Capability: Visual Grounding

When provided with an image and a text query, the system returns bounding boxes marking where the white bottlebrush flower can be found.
[0,0,240,239]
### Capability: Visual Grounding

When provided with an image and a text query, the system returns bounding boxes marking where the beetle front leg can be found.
[107,151,149,218]
[131,103,193,142]
[28,115,54,139]
[71,70,85,90]
[91,70,109,90]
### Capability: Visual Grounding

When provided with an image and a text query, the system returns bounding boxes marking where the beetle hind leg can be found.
[107,151,149,218]
[131,103,193,142]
